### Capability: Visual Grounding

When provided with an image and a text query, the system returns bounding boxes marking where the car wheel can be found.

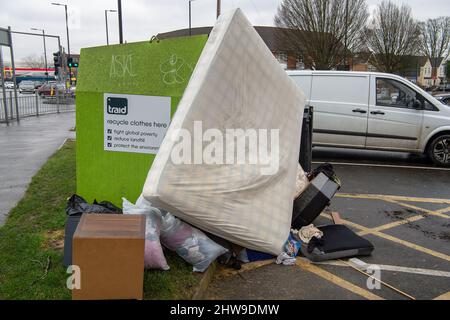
[428,134,450,167]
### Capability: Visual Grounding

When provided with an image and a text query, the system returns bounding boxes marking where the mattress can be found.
[142,8,306,255]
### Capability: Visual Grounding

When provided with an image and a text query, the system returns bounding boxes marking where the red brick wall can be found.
[287,55,297,70]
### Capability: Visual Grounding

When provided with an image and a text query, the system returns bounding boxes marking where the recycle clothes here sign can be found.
[76,35,208,205]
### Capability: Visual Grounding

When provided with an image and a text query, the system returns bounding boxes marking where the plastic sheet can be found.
[122,197,170,271]
[160,212,228,272]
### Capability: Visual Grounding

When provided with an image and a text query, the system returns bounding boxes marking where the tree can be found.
[366,1,421,73]
[22,54,46,68]
[419,17,450,85]
[274,0,368,70]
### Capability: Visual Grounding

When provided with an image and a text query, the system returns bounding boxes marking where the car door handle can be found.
[352,109,367,114]
[370,111,385,115]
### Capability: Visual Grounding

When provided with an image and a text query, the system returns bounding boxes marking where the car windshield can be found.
[21,81,33,85]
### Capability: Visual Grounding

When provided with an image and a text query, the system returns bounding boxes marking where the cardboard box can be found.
[72,214,145,300]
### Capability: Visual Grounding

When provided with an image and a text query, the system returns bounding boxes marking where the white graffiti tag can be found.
[110,54,137,78]
[160,54,192,85]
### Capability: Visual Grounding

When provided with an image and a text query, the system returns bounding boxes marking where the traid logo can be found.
[107,97,128,115]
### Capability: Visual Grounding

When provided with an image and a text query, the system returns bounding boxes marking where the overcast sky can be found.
[1,0,450,62]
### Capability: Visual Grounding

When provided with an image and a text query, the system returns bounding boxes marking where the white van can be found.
[287,71,450,167]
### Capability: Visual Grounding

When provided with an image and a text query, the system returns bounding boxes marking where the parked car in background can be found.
[18,80,35,93]
[288,70,450,167]
[3,81,15,89]
[33,81,44,89]
[69,85,76,98]
[427,84,450,95]
[436,83,450,92]
[37,82,66,98]
[435,93,450,106]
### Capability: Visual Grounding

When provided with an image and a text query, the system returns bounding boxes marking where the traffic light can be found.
[67,57,78,68]
[53,52,61,67]
[53,52,61,76]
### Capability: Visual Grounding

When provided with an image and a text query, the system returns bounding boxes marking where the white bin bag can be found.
[143,8,306,255]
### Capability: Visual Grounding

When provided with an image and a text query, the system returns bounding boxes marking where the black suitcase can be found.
[300,224,374,262]
[292,172,340,229]
[63,195,122,267]
[63,214,82,267]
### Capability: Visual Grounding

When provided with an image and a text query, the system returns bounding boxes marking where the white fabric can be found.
[294,164,309,199]
[276,253,297,266]
[294,225,324,244]
[142,8,305,255]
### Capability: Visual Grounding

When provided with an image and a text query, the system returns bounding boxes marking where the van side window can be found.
[421,97,439,111]
[376,78,418,109]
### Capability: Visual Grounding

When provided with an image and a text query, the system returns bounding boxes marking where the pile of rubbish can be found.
[65,8,374,277]
[64,161,373,273]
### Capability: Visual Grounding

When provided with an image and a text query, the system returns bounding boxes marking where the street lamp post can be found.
[105,9,117,45]
[217,0,221,19]
[189,0,196,36]
[118,0,124,44]
[51,2,71,85]
[31,28,48,82]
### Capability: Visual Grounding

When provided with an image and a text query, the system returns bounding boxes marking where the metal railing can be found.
[0,91,75,124]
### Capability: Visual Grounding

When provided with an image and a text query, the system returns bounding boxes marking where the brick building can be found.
[157,26,304,70]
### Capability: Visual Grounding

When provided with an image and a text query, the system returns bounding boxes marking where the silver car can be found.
[19,80,35,94]
[4,81,15,89]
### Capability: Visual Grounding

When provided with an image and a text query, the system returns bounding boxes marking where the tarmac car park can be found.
[206,148,450,300]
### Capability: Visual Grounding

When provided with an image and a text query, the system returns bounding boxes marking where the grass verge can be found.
[0,141,200,300]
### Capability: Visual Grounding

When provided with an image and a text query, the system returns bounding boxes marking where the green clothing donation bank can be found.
[76,35,208,205]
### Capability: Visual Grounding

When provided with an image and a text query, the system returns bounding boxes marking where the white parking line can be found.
[312,161,450,171]
[315,258,450,278]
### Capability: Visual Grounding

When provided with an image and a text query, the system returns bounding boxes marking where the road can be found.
[206,147,450,300]
[0,112,75,226]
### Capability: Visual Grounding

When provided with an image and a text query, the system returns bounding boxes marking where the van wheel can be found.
[428,134,450,167]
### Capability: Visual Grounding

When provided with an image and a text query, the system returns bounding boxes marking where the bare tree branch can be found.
[419,16,450,83]
[21,54,46,69]
[275,0,368,70]
[366,1,421,73]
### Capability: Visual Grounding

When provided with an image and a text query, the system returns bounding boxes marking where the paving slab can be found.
[0,112,75,225]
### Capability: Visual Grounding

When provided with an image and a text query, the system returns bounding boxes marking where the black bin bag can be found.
[63,194,122,267]
[292,172,340,229]
[301,224,374,262]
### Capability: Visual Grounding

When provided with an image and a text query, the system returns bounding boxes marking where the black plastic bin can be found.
[291,172,340,229]
[299,106,313,172]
